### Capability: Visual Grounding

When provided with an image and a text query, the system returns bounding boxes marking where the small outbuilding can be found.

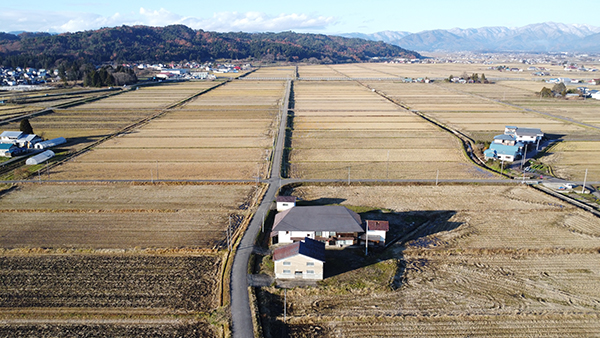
[363,220,390,246]
[273,237,325,280]
[276,196,296,212]
[25,150,54,165]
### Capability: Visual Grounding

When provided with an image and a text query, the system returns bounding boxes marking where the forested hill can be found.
[0,25,420,68]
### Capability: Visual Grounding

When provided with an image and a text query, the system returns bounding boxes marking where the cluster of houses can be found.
[1,67,56,87]
[0,131,65,161]
[484,126,544,162]
[546,77,599,85]
[271,196,389,280]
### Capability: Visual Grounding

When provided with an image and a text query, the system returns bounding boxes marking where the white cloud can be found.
[0,8,336,33]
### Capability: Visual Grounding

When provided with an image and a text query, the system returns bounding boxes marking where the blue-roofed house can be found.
[273,237,326,280]
[0,143,24,157]
[484,142,524,162]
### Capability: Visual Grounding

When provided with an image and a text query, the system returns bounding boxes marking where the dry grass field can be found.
[0,181,260,337]
[366,82,591,140]
[49,80,285,180]
[243,66,296,78]
[0,183,256,248]
[542,141,600,181]
[289,80,498,180]
[259,184,600,337]
[298,65,346,78]
[0,82,221,157]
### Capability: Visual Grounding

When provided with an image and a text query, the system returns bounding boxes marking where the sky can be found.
[2,0,599,35]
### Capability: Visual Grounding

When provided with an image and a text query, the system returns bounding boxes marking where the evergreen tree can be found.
[20,118,34,135]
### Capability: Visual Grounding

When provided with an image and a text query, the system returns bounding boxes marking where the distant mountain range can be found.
[341,22,600,52]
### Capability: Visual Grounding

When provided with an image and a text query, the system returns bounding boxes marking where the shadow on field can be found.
[296,197,347,206]
[256,209,463,338]
[64,135,109,148]
[324,210,461,285]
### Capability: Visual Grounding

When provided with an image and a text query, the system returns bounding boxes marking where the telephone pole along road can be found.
[230,79,291,338]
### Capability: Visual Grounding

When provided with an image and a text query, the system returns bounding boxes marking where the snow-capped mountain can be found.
[341,22,600,52]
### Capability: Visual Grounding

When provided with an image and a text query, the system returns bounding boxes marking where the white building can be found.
[271,206,364,247]
[276,196,296,212]
[362,220,390,246]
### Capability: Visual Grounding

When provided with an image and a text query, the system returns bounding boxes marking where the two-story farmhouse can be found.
[271,205,364,247]
[273,237,325,280]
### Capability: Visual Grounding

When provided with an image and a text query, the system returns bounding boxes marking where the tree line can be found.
[0,25,421,68]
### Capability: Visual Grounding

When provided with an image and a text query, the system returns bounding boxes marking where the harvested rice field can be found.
[0,181,259,337]
[0,82,220,157]
[542,141,600,181]
[0,183,257,248]
[365,82,592,141]
[288,80,497,180]
[258,184,600,337]
[50,80,285,180]
[298,65,347,78]
[243,66,296,78]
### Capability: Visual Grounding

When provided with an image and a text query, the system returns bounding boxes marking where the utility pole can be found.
[521,143,528,169]
[365,221,369,256]
[501,159,504,175]
[436,169,439,185]
[150,170,153,183]
[261,212,265,233]
[284,288,287,323]
[347,166,351,185]
[582,169,588,194]
[386,150,390,179]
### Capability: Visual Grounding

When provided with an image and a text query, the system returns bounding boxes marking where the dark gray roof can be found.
[515,127,544,137]
[273,237,325,262]
[276,196,297,203]
[272,206,363,233]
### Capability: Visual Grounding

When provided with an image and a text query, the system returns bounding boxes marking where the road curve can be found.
[230,80,291,338]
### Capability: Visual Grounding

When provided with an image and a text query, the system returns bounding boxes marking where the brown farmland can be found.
[258,184,600,337]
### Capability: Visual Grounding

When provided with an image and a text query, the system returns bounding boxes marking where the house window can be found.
[283,261,291,266]
[330,232,336,236]
[282,203,288,206]
[315,231,322,237]
[306,262,314,266]
[306,270,315,274]
[283,270,291,274]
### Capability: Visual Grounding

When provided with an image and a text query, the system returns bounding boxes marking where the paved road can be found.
[230,79,291,338]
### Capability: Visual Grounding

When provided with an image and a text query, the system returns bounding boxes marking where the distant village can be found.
[0,62,253,90]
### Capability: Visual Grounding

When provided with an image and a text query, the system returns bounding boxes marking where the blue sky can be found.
[2,0,599,34]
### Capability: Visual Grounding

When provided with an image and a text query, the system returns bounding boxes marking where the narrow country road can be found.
[230,79,291,338]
